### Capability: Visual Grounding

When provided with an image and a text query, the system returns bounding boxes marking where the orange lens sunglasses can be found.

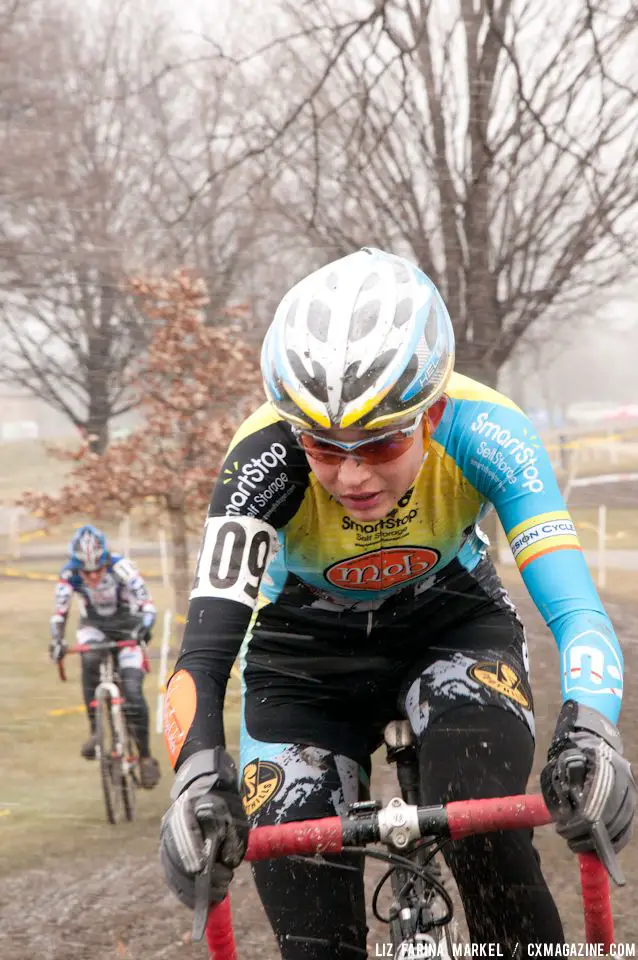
[296,413,431,465]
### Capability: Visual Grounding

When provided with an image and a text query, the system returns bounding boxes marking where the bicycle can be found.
[199,718,622,958]
[58,633,150,825]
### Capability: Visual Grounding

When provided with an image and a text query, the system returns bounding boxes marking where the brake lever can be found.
[564,753,626,887]
[589,820,626,887]
[191,808,222,943]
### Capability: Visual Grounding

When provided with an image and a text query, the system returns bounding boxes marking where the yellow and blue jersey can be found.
[168,374,624,767]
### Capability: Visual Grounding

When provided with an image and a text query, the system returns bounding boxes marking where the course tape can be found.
[0,566,58,582]
[17,528,56,544]
[544,428,638,453]
[48,705,85,717]
[572,472,638,487]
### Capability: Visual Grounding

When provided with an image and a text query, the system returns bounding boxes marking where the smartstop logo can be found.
[342,509,418,535]
[224,442,288,516]
[471,411,544,494]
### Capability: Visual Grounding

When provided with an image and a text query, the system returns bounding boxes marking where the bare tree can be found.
[0,0,177,451]
[139,29,316,340]
[231,0,638,386]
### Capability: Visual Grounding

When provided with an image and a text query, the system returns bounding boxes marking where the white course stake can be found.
[597,503,607,590]
[158,527,170,590]
[155,609,172,734]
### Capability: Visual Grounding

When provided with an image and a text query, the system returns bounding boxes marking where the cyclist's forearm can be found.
[495,478,623,723]
[457,399,624,725]
[523,556,623,724]
[53,573,73,624]
[165,665,228,768]
[165,596,249,770]
[50,613,67,640]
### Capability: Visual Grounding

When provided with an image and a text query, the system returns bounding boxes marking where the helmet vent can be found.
[361,272,379,292]
[287,350,329,403]
[393,263,410,284]
[341,349,396,402]
[307,299,330,342]
[350,299,380,341]
[393,353,420,397]
[393,297,413,327]
[285,299,299,328]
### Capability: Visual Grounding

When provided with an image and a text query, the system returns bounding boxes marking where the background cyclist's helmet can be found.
[69,524,110,571]
[261,247,455,430]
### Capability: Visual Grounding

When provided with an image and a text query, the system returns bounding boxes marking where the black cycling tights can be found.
[81,656,150,757]
[251,705,564,958]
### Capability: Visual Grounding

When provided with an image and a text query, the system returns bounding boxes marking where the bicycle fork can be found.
[94,679,127,763]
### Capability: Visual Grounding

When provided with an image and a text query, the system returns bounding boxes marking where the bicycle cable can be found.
[341,844,454,928]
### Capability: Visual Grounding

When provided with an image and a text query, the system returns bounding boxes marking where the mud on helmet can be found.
[69,524,110,571]
[260,247,455,430]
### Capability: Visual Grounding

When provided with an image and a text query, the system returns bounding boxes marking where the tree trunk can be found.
[85,403,110,454]
[167,502,190,623]
[84,277,117,454]
[454,351,500,390]
[85,338,111,453]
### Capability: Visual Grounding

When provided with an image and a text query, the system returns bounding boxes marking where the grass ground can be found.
[0,579,240,873]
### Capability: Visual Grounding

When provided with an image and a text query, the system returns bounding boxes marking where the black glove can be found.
[49,621,66,662]
[541,700,636,854]
[133,612,155,644]
[160,747,249,910]
[49,640,67,663]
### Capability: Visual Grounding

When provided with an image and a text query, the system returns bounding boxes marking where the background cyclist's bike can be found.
[59,633,149,825]
[200,719,620,958]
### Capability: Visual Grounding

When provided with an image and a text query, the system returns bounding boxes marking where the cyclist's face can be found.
[80,567,106,588]
[303,398,447,521]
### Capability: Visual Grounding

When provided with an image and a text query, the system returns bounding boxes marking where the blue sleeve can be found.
[444,397,624,724]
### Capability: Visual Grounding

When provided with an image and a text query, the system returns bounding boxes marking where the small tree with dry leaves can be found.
[19,270,263,615]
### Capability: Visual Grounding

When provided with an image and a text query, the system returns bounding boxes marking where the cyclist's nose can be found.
[337,454,373,484]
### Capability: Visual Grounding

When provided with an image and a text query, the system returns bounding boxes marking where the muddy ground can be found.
[1,578,636,959]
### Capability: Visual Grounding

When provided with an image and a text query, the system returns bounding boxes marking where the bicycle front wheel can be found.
[389,849,463,958]
[95,697,122,825]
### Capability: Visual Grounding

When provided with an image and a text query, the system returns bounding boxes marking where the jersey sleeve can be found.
[51,566,75,635]
[164,409,310,770]
[447,393,624,724]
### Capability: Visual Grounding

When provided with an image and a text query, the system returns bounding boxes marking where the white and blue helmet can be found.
[69,524,109,571]
[261,247,455,430]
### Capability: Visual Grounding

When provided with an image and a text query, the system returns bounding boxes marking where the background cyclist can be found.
[49,523,161,789]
